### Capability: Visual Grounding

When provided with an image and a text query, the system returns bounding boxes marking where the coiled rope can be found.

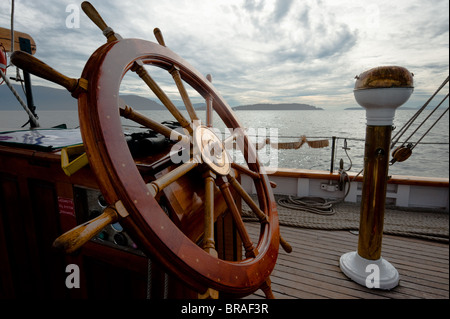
[276,168,357,216]
[277,196,336,215]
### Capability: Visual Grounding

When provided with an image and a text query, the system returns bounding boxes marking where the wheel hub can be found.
[194,125,231,175]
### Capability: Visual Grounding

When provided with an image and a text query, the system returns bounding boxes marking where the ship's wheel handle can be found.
[10,51,87,97]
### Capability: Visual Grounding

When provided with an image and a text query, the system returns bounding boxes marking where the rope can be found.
[402,93,449,150]
[391,75,449,149]
[410,101,449,151]
[275,166,357,216]
[0,68,40,127]
[277,196,336,215]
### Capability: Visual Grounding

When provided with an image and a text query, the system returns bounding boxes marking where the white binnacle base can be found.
[354,87,414,126]
[339,251,399,290]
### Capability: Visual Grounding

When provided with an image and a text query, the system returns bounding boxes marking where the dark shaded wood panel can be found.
[0,173,69,298]
[0,173,30,298]
[27,178,68,298]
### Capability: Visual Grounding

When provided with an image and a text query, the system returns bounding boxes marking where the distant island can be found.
[232,103,322,111]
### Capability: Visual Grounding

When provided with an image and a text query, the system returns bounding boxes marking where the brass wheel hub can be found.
[194,125,231,176]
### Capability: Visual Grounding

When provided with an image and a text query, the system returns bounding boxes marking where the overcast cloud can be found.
[1,0,448,109]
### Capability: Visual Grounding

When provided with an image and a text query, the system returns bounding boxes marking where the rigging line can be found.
[391,76,448,147]
[402,93,449,149]
[391,75,449,149]
[10,0,15,53]
[391,76,448,148]
[411,106,449,151]
[0,69,40,127]
[8,0,26,96]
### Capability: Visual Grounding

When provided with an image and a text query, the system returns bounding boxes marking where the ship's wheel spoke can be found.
[197,170,220,299]
[227,172,292,253]
[227,173,268,223]
[230,162,260,180]
[205,74,214,127]
[171,65,199,123]
[80,1,194,133]
[119,102,190,144]
[216,176,258,259]
[202,170,218,256]
[260,279,275,299]
[130,60,192,134]
[154,28,200,123]
[147,158,199,197]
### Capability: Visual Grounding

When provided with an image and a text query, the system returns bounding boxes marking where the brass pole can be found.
[340,65,413,289]
[357,125,392,260]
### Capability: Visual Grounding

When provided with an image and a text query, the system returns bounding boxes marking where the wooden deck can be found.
[246,222,449,299]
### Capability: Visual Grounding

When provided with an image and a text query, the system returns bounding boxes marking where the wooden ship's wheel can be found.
[11,2,291,298]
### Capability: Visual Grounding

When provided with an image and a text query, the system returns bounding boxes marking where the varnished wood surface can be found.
[246,223,449,299]
[0,145,98,190]
[0,27,37,54]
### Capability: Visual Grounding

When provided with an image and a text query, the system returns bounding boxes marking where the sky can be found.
[1,0,449,109]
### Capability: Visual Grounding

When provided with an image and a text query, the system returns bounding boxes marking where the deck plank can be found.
[245,222,449,299]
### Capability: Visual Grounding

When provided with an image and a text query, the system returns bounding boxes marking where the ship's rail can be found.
[291,135,449,173]
[241,164,449,212]
[247,133,449,176]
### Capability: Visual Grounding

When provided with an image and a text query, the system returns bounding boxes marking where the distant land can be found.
[1,84,77,110]
[0,84,164,111]
[1,84,324,111]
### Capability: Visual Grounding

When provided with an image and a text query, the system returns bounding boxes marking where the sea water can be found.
[0,108,448,178]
